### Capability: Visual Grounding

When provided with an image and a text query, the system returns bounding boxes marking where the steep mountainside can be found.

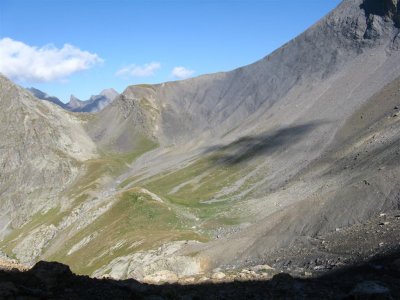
[90,0,400,273]
[0,75,97,239]
[1,0,400,281]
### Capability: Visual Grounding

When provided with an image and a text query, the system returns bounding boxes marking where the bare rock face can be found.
[362,0,399,24]
[0,75,97,233]
[92,241,203,280]
[12,225,58,265]
[361,0,400,41]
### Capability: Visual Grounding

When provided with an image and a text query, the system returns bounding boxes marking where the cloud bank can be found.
[116,62,161,78]
[0,37,102,82]
[171,66,195,79]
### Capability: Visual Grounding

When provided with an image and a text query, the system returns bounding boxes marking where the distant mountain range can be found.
[27,87,119,113]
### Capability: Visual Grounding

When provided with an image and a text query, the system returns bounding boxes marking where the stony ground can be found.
[256,210,400,278]
[0,253,399,300]
[0,258,28,273]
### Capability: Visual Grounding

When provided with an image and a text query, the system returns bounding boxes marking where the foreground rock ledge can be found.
[0,258,399,300]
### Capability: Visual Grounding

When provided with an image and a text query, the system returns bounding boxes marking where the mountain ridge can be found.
[1,0,400,282]
[28,87,119,113]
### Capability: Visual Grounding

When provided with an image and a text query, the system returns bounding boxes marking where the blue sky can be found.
[0,0,341,102]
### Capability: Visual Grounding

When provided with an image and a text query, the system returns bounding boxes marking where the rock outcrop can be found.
[0,75,97,233]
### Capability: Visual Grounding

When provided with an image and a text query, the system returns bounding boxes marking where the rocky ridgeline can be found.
[0,258,28,273]
[98,264,277,285]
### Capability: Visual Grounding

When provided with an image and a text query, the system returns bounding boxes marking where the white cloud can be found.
[116,62,161,78]
[0,37,102,82]
[171,66,195,79]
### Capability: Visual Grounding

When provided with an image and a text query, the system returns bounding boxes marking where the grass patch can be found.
[139,97,159,114]
[47,189,206,275]
[142,156,243,207]
[118,174,145,189]
[134,84,156,91]
[69,135,157,197]
[1,135,158,264]
[0,207,63,255]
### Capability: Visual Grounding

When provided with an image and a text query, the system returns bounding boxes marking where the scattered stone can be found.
[93,241,202,280]
[250,264,274,272]
[179,277,195,284]
[0,258,28,272]
[143,270,178,284]
[211,272,226,280]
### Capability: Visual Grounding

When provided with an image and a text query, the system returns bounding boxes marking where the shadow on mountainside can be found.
[205,122,322,166]
[1,250,399,300]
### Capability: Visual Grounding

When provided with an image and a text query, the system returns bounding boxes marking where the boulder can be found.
[143,270,178,284]
[211,272,226,280]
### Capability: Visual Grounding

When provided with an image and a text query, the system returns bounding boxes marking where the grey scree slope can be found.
[1,0,400,276]
[92,0,400,267]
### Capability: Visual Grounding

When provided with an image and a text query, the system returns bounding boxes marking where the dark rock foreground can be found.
[0,253,399,300]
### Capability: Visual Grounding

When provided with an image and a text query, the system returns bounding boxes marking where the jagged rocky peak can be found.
[362,0,400,26]
[69,94,83,105]
[99,88,119,101]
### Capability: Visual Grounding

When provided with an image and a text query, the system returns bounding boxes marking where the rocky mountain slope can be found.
[90,0,400,272]
[28,88,119,113]
[0,75,97,239]
[1,0,400,283]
